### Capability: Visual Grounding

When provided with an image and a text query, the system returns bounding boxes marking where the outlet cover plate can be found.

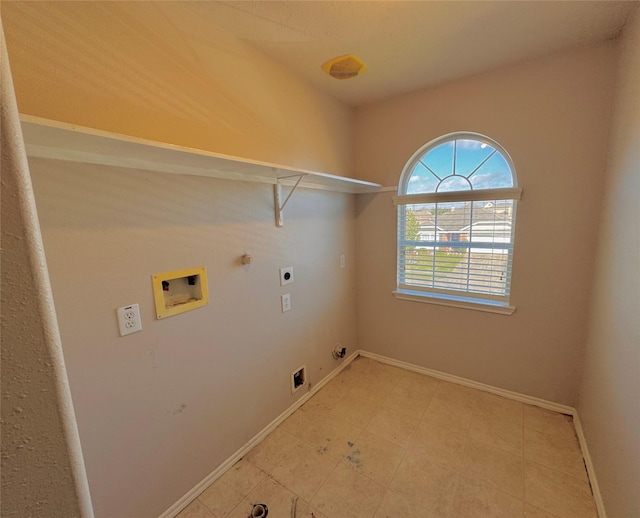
[281,293,291,312]
[280,266,294,286]
[117,303,142,336]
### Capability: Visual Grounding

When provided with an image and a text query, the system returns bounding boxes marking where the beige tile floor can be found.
[177,357,597,518]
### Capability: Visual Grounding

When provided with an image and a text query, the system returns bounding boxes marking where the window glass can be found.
[397,133,519,309]
[405,137,514,194]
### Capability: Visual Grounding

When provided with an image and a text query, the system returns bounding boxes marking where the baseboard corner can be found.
[572,411,607,518]
[159,352,360,518]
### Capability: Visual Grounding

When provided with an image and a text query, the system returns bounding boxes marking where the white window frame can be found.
[394,132,521,315]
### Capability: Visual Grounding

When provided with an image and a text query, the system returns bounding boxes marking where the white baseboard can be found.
[158,352,360,518]
[358,350,607,517]
[161,349,607,518]
[358,350,575,415]
[572,412,607,518]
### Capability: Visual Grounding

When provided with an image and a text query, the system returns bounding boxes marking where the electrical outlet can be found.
[340,254,345,268]
[280,266,294,286]
[117,304,142,336]
[281,293,291,313]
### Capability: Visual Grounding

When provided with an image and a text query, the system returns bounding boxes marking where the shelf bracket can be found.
[274,174,307,227]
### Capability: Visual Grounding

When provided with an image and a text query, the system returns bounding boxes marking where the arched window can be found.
[394,132,521,314]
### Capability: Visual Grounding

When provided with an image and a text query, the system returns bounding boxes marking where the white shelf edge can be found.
[19,115,382,195]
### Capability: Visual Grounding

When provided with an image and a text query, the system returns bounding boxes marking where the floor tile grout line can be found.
[243,433,301,474]
[525,501,563,518]
[182,357,597,518]
[331,453,395,516]
[196,476,247,517]
[338,453,395,488]
[305,453,346,516]
[521,395,526,508]
[444,387,482,516]
[270,433,352,510]
[522,460,598,517]
[525,421,583,446]
[380,411,418,483]
[312,367,418,515]
[458,443,528,502]
[374,379,443,516]
[264,474,310,513]
[193,496,217,518]
[221,463,270,518]
[465,395,526,458]
[524,457,594,488]
[523,432,591,482]
[459,393,528,504]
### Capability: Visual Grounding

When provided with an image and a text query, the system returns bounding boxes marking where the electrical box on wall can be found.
[152,266,209,319]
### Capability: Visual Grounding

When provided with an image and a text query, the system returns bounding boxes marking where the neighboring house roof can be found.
[412,202,511,232]
[413,208,436,227]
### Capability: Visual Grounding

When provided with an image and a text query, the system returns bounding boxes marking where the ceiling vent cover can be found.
[322,54,367,80]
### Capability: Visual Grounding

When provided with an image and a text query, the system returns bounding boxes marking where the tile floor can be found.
[177,357,597,518]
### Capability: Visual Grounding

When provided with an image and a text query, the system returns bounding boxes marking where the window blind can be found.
[397,199,517,302]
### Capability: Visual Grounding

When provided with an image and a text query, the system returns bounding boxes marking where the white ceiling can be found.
[188,1,637,106]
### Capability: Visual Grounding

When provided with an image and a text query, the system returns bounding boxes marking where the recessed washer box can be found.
[152,266,209,319]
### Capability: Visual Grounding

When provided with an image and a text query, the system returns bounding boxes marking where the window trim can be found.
[393,187,522,206]
[393,289,516,315]
[395,132,520,313]
[398,132,519,194]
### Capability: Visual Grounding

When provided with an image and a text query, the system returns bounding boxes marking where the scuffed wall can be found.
[1,2,358,516]
[29,161,358,517]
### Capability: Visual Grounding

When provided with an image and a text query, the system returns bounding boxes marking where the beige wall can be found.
[4,1,637,516]
[354,44,616,404]
[29,162,357,517]
[576,8,640,518]
[1,1,353,176]
[2,3,358,516]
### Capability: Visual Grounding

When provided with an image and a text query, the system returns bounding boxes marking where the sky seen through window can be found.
[407,139,513,194]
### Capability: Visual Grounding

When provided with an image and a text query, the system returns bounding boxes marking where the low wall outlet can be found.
[280,266,294,286]
[117,304,142,336]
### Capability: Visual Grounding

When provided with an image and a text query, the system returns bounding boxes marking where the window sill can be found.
[392,289,516,315]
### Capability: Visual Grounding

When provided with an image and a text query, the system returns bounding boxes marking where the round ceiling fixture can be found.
[321,54,367,80]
